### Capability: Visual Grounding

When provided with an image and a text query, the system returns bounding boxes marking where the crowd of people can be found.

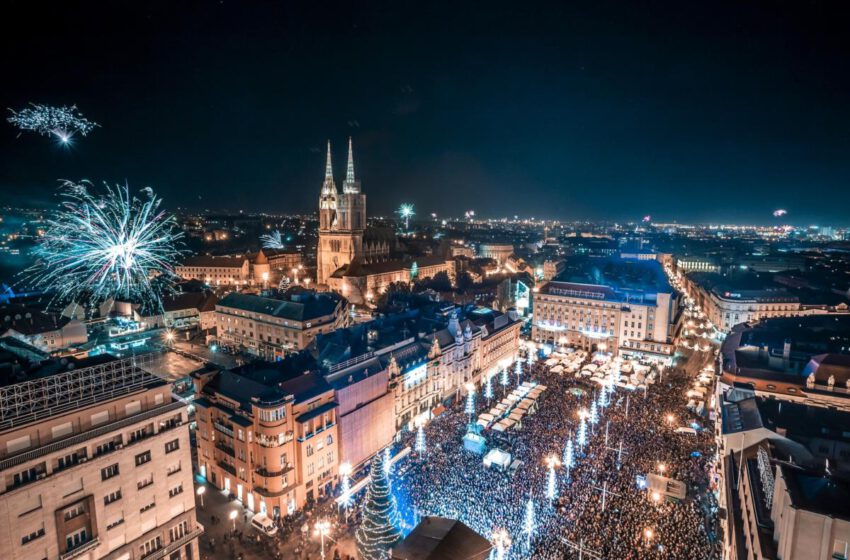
[390,350,719,559]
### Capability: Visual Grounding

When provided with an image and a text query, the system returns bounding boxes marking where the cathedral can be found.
[316,138,392,287]
[316,139,456,305]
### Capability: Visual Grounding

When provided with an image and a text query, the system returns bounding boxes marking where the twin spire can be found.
[322,138,360,195]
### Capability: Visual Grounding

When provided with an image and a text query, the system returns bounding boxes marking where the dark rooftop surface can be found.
[554,256,672,294]
[218,290,343,322]
[780,463,850,521]
[392,516,491,560]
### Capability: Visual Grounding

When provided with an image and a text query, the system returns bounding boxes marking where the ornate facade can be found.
[316,139,390,287]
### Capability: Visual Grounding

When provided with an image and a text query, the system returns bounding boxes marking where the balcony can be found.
[214,441,235,457]
[217,460,236,476]
[255,464,293,478]
[144,527,204,560]
[213,421,234,438]
[60,538,100,560]
[0,401,186,473]
[256,432,294,448]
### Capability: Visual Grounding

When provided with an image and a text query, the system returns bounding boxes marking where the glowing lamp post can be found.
[643,527,655,548]
[314,519,331,560]
[196,486,206,508]
[545,455,560,501]
[229,510,238,531]
[657,462,666,476]
[577,409,589,452]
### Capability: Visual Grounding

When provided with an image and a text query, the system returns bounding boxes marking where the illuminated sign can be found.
[404,364,428,389]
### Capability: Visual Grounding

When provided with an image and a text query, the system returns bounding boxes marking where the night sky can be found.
[2,1,848,224]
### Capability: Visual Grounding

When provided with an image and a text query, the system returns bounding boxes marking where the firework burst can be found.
[7,103,98,144]
[260,230,285,249]
[24,180,184,311]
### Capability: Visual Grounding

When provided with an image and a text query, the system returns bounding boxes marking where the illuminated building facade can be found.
[532,259,676,360]
[215,290,349,358]
[193,367,339,517]
[0,355,200,560]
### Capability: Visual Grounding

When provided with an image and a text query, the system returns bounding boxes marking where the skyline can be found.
[2,1,849,224]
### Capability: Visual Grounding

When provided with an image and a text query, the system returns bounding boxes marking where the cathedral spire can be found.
[321,140,337,198]
[343,136,361,193]
[325,140,334,181]
[346,137,355,184]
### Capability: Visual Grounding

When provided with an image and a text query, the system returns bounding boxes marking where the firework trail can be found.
[260,230,285,249]
[23,180,185,311]
[7,103,98,144]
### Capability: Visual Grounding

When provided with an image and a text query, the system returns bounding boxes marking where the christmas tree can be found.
[415,424,427,455]
[356,452,402,560]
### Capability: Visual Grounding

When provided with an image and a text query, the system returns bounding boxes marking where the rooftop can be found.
[218,289,345,322]
[391,516,491,560]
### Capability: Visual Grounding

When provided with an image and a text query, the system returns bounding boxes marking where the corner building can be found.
[193,367,339,518]
[0,355,200,560]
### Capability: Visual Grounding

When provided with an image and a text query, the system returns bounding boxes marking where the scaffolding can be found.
[0,353,164,431]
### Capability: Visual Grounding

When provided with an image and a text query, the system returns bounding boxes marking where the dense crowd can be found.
[391,353,719,559]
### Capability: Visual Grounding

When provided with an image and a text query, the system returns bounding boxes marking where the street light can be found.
[657,462,666,475]
[666,414,675,427]
[196,486,206,508]
[650,491,661,504]
[314,519,331,560]
[643,527,655,547]
[229,510,238,531]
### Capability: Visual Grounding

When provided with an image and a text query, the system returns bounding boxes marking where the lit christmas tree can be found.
[514,360,523,384]
[465,385,476,417]
[546,456,559,500]
[563,437,574,473]
[415,424,427,455]
[484,374,494,400]
[578,414,588,451]
[500,367,509,388]
[590,400,599,426]
[356,452,402,560]
[522,497,536,546]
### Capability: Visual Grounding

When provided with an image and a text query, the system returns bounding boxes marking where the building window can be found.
[22,526,45,544]
[140,500,156,514]
[140,536,163,558]
[66,528,88,552]
[107,517,125,531]
[101,464,120,480]
[135,451,152,466]
[165,439,180,454]
[169,520,190,542]
[64,503,85,521]
[168,484,184,498]
[104,489,123,505]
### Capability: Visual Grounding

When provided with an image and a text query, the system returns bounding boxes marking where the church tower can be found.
[317,138,367,286]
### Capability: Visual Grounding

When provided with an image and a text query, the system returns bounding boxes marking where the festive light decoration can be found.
[397,203,415,230]
[589,400,599,425]
[492,529,511,560]
[260,230,285,249]
[7,103,98,144]
[563,437,574,473]
[514,360,523,384]
[577,412,588,451]
[546,456,559,500]
[773,209,787,218]
[484,374,494,400]
[339,463,353,509]
[598,384,608,409]
[355,452,402,560]
[415,424,427,455]
[756,446,775,509]
[24,180,184,311]
[523,497,536,544]
[465,383,476,417]
[500,367,509,388]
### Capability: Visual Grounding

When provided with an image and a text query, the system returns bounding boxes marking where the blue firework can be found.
[25,180,185,310]
[7,103,99,144]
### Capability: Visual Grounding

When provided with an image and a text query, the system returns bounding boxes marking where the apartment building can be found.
[193,366,339,518]
[215,289,350,358]
[0,354,200,560]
